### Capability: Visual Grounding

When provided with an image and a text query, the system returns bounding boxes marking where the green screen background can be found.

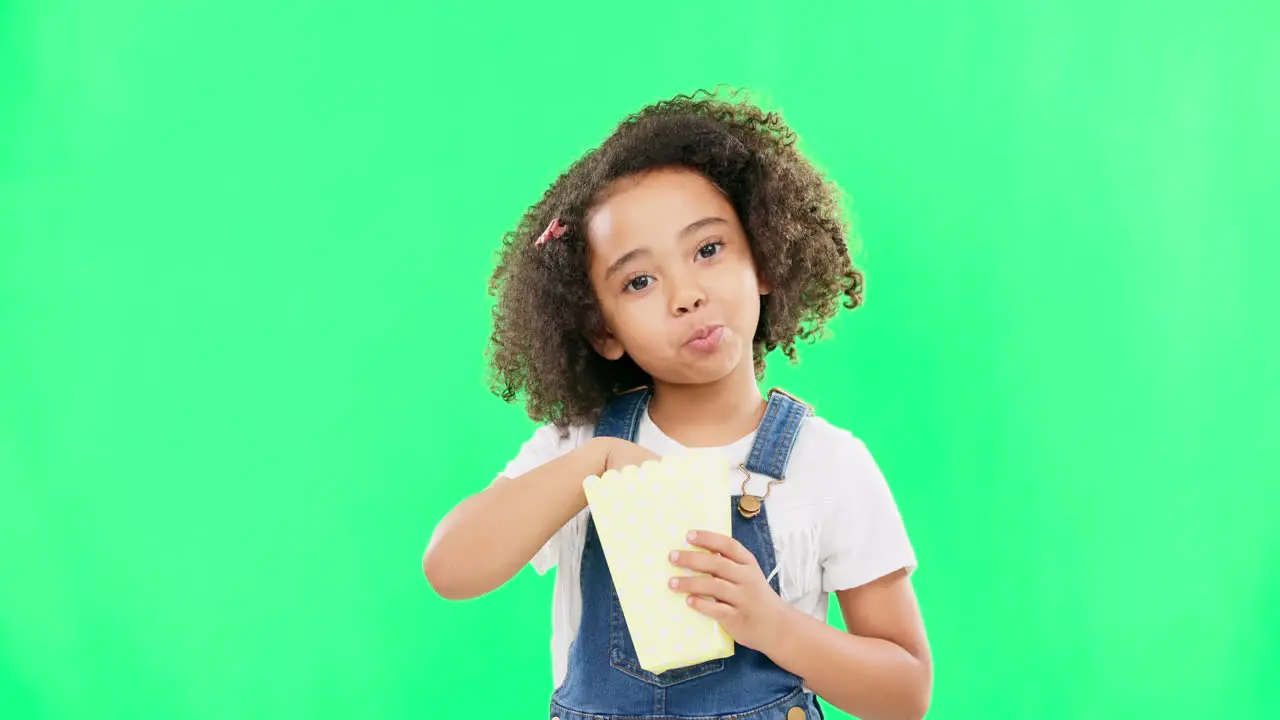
[2,2,1276,718]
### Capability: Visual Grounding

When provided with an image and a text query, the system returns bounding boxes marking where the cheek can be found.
[597,296,641,336]
[717,263,764,323]
[714,259,763,297]
[608,299,675,353]
[618,301,663,335]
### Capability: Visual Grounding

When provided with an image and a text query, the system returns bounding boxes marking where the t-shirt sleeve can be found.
[820,435,918,593]
[493,423,584,575]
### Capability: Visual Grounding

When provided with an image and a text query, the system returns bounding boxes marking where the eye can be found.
[697,240,724,260]
[624,274,654,293]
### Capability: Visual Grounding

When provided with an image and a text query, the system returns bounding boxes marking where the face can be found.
[585,167,769,386]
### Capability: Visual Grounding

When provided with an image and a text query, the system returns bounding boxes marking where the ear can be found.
[757,271,772,296]
[589,327,626,361]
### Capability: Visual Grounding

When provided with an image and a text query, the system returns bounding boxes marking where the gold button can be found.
[786,708,806,720]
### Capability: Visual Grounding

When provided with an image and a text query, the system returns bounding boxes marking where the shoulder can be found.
[789,412,887,499]
[523,421,595,452]
[793,412,872,467]
[498,421,595,480]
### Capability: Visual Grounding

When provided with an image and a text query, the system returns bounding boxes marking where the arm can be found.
[763,569,932,720]
[423,436,611,600]
[672,436,928,717]
[674,533,931,720]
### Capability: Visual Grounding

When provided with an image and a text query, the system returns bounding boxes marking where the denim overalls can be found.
[550,387,825,720]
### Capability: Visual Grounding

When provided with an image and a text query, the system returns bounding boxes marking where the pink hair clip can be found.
[535,217,568,247]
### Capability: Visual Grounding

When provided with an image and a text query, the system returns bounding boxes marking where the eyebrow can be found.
[602,216,730,279]
[680,216,729,237]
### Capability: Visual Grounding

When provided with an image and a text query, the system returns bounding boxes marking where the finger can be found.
[670,549,742,581]
[687,594,734,623]
[687,530,756,567]
[670,575,739,605]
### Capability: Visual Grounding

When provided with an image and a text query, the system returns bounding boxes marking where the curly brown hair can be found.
[486,89,863,428]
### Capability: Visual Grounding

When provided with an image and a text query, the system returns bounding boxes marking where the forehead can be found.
[585,168,737,250]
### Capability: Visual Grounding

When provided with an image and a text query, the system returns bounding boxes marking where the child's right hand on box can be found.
[597,437,661,474]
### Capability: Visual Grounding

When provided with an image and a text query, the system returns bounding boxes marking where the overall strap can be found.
[743,389,813,480]
[592,387,652,442]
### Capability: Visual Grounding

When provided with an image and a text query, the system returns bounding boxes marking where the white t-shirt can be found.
[498,407,918,689]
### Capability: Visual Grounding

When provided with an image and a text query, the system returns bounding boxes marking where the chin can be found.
[671,366,736,386]
[654,344,750,386]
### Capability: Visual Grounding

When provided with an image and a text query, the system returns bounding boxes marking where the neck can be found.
[647,361,765,448]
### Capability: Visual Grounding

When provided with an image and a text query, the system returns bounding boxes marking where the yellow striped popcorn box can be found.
[582,452,735,674]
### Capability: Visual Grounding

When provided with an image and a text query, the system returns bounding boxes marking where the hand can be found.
[571,438,660,513]
[668,530,793,653]
[600,437,661,474]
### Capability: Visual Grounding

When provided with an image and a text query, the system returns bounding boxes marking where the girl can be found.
[424,90,931,720]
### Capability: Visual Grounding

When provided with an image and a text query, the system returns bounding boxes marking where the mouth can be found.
[683,324,726,350]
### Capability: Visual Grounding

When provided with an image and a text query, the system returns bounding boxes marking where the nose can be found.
[669,273,706,316]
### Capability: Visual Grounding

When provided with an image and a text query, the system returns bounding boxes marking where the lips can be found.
[683,324,725,346]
